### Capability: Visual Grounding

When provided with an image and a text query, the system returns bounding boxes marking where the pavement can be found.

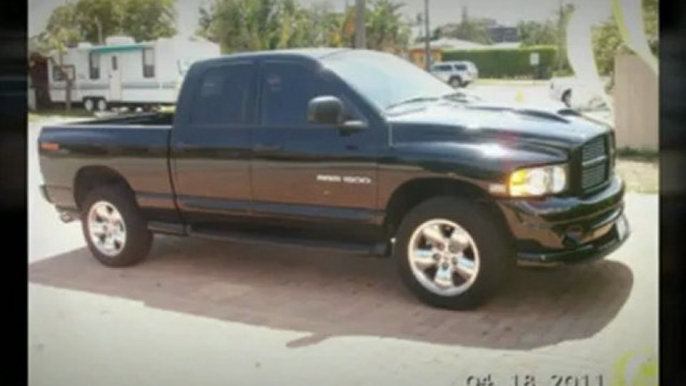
[28,87,657,386]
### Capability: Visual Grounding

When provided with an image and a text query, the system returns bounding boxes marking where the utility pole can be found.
[557,0,564,72]
[95,17,103,45]
[424,0,430,70]
[355,0,366,49]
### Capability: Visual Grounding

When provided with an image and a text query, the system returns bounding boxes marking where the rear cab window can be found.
[190,63,257,127]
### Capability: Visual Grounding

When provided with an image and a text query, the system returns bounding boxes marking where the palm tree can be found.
[366,0,410,52]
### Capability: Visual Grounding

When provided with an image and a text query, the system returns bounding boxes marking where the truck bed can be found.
[67,111,175,127]
[38,112,178,223]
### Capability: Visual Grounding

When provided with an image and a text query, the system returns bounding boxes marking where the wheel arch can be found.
[449,75,463,84]
[73,166,134,210]
[382,177,512,245]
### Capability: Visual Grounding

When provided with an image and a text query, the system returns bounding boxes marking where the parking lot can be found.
[28,86,657,386]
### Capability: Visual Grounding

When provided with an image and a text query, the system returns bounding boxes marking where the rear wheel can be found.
[96,98,108,112]
[394,196,513,309]
[81,185,152,267]
[449,76,463,88]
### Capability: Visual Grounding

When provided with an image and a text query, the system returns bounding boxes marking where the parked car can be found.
[38,49,629,310]
[549,76,610,110]
[430,60,478,88]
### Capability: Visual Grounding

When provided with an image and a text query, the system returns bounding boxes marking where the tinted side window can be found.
[454,64,467,71]
[261,62,338,126]
[191,64,256,126]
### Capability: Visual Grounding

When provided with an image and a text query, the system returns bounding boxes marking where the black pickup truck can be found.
[38,49,629,309]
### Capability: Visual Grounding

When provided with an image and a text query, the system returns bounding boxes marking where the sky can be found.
[28,0,613,38]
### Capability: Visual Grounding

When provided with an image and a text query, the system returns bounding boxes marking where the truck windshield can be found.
[322,50,454,111]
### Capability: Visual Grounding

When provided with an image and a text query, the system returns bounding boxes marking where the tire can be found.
[81,185,153,267]
[96,98,108,112]
[449,76,463,89]
[394,196,514,309]
[83,98,95,112]
[562,90,572,107]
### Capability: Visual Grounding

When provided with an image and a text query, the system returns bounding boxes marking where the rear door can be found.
[250,60,380,239]
[170,61,258,225]
[109,55,122,101]
[431,64,452,82]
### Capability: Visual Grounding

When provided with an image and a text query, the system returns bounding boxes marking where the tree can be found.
[74,0,125,43]
[40,0,177,47]
[365,0,410,52]
[41,2,83,110]
[431,6,491,44]
[121,0,177,42]
[592,0,658,77]
[197,0,411,53]
[197,0,280,52]
[517,20,558,46]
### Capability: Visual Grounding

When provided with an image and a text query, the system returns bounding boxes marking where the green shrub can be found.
[442,45,565,79]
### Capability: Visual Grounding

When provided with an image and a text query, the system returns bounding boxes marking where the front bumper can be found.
[496,174,629,266]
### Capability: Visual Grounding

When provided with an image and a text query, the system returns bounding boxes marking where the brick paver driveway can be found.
[29,231,635,351]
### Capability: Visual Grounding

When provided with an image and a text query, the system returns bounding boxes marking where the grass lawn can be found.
[616,157,658,193]
[472,78,550,86]
[29,109,94,122]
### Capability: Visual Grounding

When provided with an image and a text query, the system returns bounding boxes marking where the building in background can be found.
[482,19,520,43]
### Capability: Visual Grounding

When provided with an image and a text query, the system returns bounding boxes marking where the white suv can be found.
[430,61,479,88]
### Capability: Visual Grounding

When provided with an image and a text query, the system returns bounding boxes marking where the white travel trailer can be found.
[48,35,221,111]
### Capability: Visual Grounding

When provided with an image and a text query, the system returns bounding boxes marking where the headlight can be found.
[508,164,567,197]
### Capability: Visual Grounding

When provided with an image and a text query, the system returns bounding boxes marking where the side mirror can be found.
[308,95,344,125]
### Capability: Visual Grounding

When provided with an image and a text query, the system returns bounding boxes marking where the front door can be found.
[170,61,259,226]
[109,56,122,101]
[251,60,379,240]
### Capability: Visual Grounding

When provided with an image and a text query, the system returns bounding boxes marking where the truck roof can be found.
[192,48,351,68]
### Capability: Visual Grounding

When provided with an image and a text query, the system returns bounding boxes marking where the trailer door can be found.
[109,55,122,101]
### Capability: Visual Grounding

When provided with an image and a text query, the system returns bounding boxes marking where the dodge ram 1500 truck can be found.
[38,48,630,309]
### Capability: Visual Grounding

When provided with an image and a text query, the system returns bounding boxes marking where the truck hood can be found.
[386,100,607,148]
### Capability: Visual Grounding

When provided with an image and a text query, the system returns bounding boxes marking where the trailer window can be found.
[89,53,100,79]
[143,48,155,78]
[52,65,75,82]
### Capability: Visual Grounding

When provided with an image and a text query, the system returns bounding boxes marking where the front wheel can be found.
[394,196,514,309]
[81,185,153,267]
[83,98,95,112]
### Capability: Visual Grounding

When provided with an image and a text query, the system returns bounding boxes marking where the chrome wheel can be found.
[87,201,126,257]
[407,219,480,296]
[97,99,108,112]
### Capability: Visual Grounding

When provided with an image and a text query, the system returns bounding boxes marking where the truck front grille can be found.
[580,136,610,191]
